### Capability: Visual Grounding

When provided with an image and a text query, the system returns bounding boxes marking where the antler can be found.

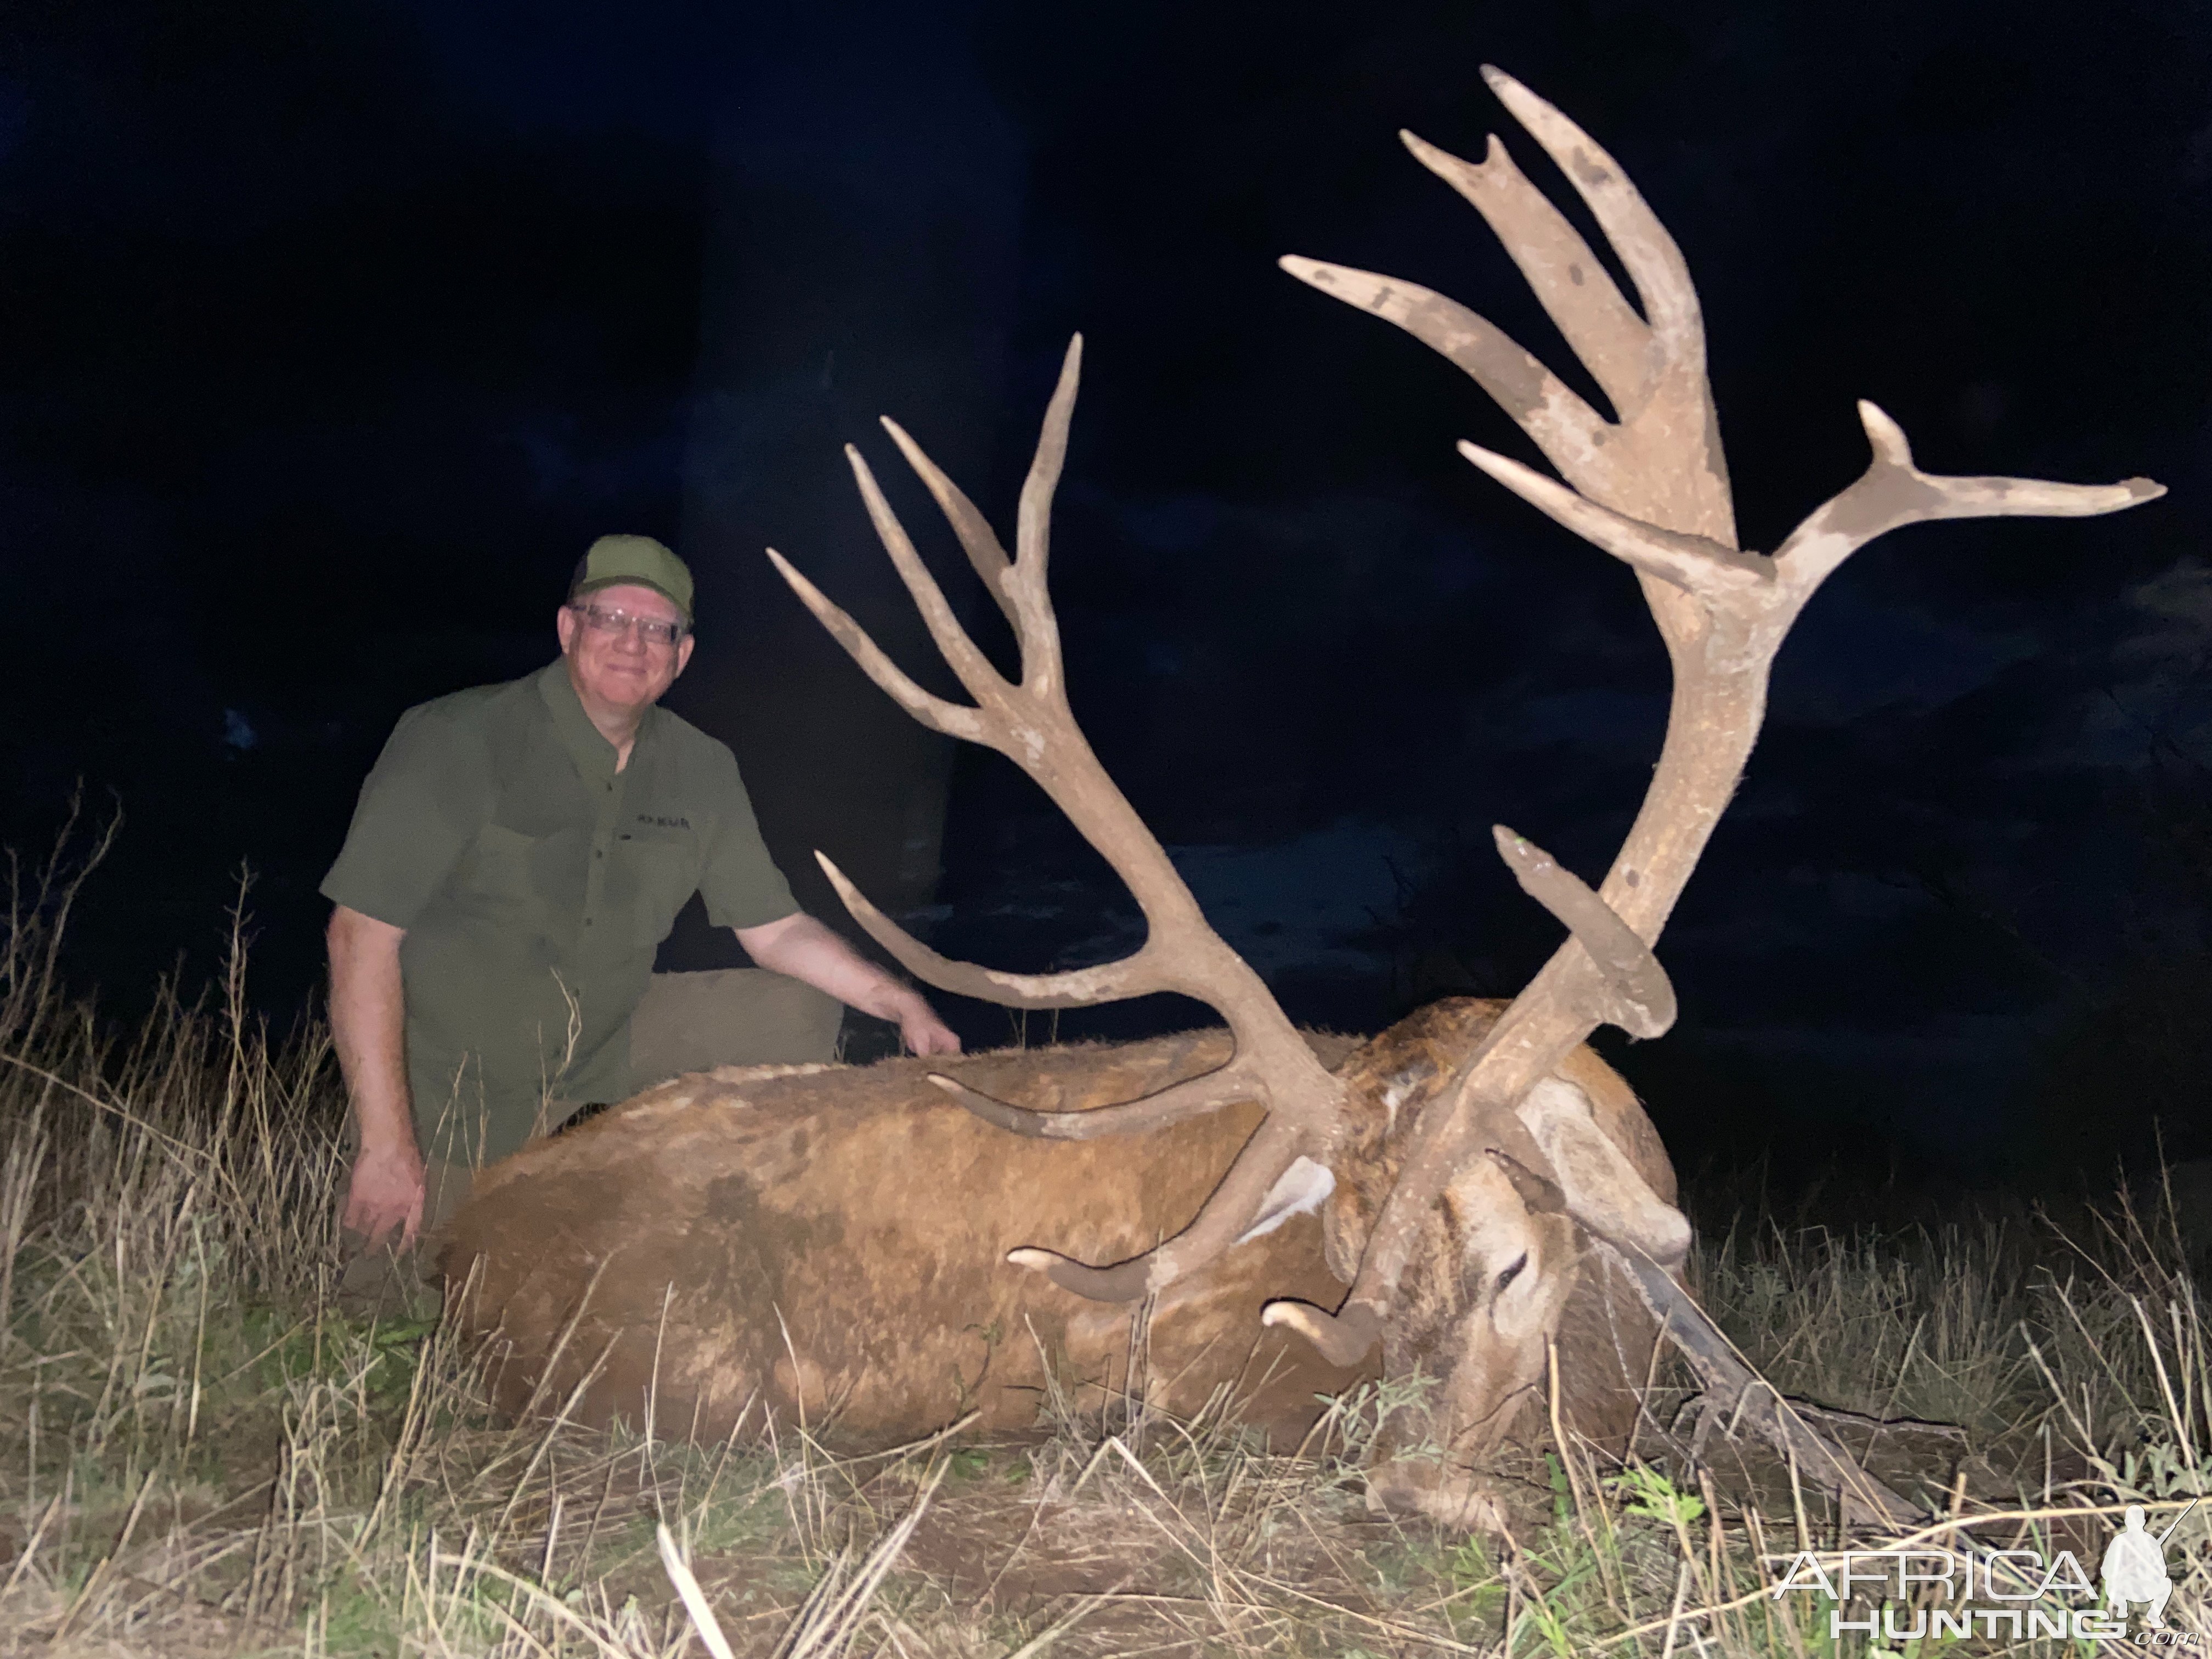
[1267,65,2164,1363]
[769,337,1350,1301]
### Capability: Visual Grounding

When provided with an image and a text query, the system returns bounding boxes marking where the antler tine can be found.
[843,447,1009,709]
[1015,335,1082,594]
[814,850,1157,1010]
[778,334,1351,1302]
[877,418,1021,634]
[1396,128,1652,426]
[925,1056,1268,1141]
[1276,259,1614,479]
[1773,400,2165,603]
[1491,826,1674,1040]
[868,336,1082,685]
[1272,73,2165,1367]
[1455,439,1770,592]
[765,548,988,746]
[1476,64,1704,383]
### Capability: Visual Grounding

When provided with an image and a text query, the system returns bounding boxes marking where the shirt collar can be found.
[535,658,658,782]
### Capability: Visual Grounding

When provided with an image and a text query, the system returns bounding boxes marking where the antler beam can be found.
[771,337,1353,1300]
[1272,67,2163,1364]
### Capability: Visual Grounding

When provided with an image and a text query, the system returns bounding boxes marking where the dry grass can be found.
[4,825,2212,1654]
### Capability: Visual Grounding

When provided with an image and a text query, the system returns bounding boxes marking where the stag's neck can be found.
[1329,998,1514,1184]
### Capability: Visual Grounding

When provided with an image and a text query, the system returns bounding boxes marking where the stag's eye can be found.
[1493,1251,1530,1295]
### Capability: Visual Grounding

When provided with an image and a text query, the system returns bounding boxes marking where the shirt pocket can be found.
[625,833,699,951]
[458,823,554,932]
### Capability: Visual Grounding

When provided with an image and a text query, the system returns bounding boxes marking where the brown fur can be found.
[443,997,1673,1504]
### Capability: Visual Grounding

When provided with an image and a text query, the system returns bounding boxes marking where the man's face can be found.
[556,583,695,715]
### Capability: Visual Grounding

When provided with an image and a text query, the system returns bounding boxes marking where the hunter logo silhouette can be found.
[2103,1500,2197,1629]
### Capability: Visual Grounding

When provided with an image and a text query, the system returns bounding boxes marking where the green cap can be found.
[569,534,695,625]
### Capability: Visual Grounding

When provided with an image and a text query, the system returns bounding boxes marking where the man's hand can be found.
[343,1142,427,1249]
[897,1002,962,1057]
[328,904,425,1247]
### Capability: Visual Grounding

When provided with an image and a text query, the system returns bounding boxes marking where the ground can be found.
[3,901,2209,1655]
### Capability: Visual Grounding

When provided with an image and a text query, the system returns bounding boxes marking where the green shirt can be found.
[321,661,798,1163]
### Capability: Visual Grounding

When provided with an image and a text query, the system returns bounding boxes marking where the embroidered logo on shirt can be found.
[636,814,692,830]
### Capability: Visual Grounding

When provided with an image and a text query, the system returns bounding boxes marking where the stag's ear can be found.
[1515,1077,1691,1267]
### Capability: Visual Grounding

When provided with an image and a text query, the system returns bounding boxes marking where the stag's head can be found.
[769,67,2159,1525]
[1283,1012,1688,1524]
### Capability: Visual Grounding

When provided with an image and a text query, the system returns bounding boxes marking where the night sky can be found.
[4,1,2208,1187]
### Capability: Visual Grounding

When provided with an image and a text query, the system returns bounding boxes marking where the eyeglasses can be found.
[571,603,686,648]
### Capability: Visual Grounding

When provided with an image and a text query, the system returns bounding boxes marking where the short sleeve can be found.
[697,747,798,930]
[320,703,488,929]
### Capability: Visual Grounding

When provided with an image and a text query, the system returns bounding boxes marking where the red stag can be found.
[443,69,2159,1528]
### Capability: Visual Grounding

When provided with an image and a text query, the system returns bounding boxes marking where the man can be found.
[323,534,960,1269]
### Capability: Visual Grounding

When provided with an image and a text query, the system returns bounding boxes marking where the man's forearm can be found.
[328,906,416,1156]
[735,912,931,1022]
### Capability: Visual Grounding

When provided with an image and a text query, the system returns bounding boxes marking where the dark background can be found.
[3,0,2208,1189]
